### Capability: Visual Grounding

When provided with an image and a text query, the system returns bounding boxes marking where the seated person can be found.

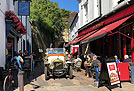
[123,55,132,63]
[76,55,82,62]
[72,55,82,66]
[90,55,100,72]
[84,54,92,78]
[114,55,120,63]
[48,48,56,54]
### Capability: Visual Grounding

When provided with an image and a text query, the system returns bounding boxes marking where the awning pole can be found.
[108,31,133,40]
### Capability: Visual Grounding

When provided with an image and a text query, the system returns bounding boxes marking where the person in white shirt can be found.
[73,55,82,67]
[76,55,82,62]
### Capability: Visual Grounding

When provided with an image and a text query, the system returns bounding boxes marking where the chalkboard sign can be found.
[23,57,33,71]
[23,58,31,69]
[98,58,122,91]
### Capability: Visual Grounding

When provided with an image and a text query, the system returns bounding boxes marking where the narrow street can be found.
[12,61,134,91]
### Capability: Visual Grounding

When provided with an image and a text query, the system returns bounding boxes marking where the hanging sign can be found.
[107,62,120,85]
[18,2,30,16]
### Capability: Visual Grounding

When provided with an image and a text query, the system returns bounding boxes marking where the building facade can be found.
[68,0,134,62]
[69,13,79,54]
[0,0,32,72]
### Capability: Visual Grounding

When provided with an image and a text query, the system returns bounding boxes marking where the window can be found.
[84,3,88,21]
[84,4,88,15]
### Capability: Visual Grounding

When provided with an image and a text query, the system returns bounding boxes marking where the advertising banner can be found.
[107,62,120,85]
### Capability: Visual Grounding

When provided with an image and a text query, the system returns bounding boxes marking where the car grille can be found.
[54,62,63,70]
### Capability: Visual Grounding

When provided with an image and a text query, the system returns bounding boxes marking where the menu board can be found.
[107,62,120,85]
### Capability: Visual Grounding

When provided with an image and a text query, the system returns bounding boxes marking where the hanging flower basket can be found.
[5,10,27,35]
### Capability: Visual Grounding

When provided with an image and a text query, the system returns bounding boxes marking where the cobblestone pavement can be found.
[1,61,134,91]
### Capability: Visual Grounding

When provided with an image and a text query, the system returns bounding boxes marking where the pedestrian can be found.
[89,51,95,60]
[19,50,23,56]
[114,55,120,63]
[31,52,36,69]
[123,55,132,63]
[11,51,24,88]
[31,52,36,61]
[23,50,28,58]
[91,55,100,72]
[84,54,92,78]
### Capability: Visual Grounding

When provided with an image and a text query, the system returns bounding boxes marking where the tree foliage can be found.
[30,0,71,45]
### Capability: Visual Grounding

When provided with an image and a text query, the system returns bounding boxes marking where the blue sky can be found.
[50,0,79,12]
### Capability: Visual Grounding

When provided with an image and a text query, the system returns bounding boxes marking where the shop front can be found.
[5,11,27,68]
[76,3,134,62]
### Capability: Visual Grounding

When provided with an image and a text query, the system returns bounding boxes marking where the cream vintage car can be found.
[44,48,73,80]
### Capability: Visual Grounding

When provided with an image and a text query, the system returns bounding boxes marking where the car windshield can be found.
[47,48,65,54]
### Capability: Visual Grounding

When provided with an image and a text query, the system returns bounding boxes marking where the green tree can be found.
[30,0,70,47]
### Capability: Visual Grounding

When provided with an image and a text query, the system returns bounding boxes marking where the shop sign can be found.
[90,22,104,30]
[107,62,120,85]
[18,2,30,16]
[78,22,104,36]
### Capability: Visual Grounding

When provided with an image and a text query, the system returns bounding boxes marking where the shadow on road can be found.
[23,61,44,86]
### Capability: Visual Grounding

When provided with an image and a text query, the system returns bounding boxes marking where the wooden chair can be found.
[75,60,82,72]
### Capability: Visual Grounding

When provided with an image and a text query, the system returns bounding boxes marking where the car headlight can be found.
[64,63,68,69]
[49,64,54,69]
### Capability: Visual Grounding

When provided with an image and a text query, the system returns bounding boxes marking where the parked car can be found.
[44,48,73,80]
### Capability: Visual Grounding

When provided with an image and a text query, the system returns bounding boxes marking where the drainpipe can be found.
[99,0,102,17]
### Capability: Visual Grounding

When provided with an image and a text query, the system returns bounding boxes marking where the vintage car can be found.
[44,48,73,80]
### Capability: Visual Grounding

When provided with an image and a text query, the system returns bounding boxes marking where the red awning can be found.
[82,15,132,42]
[65,35,83,47]
[73,30,98,44]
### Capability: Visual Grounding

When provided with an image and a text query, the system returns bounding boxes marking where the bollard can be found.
[19,70,24,91]
[130,63,134,84]
[94,65,99,87]
[95,65,99,81]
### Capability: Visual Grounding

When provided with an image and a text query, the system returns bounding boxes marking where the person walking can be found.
[11,51,24,88]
